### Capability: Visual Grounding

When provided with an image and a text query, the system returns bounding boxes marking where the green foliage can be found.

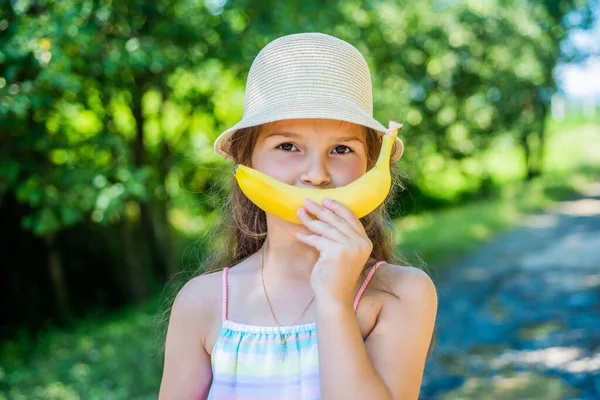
[0,298,162,399]
[2,0,596,238]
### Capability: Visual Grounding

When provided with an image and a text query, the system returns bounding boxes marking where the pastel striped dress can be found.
[207,260,387,399]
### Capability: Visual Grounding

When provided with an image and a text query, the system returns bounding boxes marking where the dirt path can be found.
[421,182,600,400]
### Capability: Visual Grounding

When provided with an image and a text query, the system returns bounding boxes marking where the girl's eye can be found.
[276,143,298,152]
[333,145,353,155]
[276,143,354,154]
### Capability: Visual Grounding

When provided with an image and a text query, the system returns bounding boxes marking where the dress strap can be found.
[222,267,229,322]
[353,261,387,312]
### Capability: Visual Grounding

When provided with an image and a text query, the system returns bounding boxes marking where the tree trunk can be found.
[121,215,149,301]
[155,196,179,282]
[44,233,72,321]
[131,86,167,284]
[155,135,179,281]
[519,130,533,181]
[535,100,548,177]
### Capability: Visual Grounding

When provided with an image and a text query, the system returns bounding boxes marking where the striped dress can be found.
[207,260,387,399]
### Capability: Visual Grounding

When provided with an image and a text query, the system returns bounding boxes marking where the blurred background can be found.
[1,0,599,399]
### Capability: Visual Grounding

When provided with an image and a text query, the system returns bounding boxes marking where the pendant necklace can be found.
[260,245,315,362]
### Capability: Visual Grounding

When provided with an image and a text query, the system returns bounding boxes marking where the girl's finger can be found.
[295,232,333,252]
[297,207,348,242]
[303,199,357,238]
[320,198,367,237]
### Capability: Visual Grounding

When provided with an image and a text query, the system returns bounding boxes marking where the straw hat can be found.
[213,32,404,162]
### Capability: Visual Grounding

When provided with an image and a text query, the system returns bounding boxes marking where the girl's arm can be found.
[159,277,215,400]
[316,266,438,400]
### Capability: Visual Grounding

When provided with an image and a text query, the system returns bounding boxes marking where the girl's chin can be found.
[266,212,315,230]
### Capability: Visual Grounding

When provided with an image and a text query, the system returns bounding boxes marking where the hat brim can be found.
[213,97,404,163]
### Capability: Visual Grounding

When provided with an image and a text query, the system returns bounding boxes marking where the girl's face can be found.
[251,118,368,192]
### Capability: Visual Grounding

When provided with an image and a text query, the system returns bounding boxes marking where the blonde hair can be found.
[155,122,436,361]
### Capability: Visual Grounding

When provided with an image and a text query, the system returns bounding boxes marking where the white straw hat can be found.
[213,32,404,162]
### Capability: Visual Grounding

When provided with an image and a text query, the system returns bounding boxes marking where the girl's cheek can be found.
[337,160,365,184]
[269,156,288,171]
[262,159,297,184]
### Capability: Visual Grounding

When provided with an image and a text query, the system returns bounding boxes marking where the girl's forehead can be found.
[260,118,365,137]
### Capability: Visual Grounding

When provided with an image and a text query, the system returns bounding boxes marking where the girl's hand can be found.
[296,198,373,305]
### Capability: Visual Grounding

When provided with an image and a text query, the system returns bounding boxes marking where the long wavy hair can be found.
[155,122,437,361]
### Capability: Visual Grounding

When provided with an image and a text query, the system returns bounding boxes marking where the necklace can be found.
[260,245,315,362]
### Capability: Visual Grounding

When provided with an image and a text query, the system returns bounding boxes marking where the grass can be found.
[0,296,164,399]
[394,170,598,271]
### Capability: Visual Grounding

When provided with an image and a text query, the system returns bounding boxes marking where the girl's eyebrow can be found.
[265,131,364,144]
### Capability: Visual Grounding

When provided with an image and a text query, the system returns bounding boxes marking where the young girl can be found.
[159,32,438,400]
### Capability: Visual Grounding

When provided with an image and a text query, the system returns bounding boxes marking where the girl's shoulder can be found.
[364,263,437,346]
[174,257,254,317]
[165,270,228,357]
[371,263,437,304]
[172,270,225,328]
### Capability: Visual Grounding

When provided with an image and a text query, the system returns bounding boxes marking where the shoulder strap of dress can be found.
[353,261,387,312]
[222,267,229,322]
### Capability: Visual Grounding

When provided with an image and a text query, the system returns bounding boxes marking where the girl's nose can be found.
[300,158,331,188]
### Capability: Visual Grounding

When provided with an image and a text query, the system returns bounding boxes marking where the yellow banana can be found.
[233,121,403,224]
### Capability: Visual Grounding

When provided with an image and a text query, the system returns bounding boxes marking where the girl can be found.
[159,32,438,400]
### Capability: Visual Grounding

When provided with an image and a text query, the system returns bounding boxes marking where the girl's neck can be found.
[261,235,319,282]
